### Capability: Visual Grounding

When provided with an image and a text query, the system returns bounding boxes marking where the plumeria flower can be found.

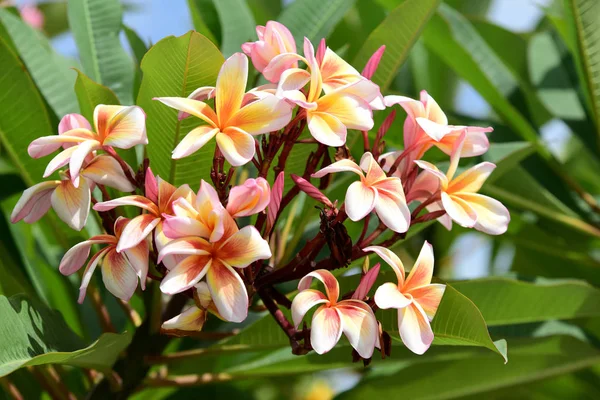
[155,53,293,166]
[93,168,195,252]
[59,217,149,303]
[157,212,271,323]
[28,105,147,185]
[291,269,378,358]
[242,21,297,81]
[11,155,135,230]
[312,152,410,233]
[414,132,510,235]
[226,177,270,218]
[382,91,492,177]
[273,39,375,146]
[364,242,445,355]
[161,282,222,332]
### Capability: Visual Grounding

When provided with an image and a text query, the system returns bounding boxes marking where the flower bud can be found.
[227,177,270,218]
[291,174,333,208]
[242,21,297,75]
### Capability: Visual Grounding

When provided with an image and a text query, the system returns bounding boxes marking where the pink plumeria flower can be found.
[158,212,271,323]
[20,4,44,29]
[161,282,222,332]
[273,38,375,146]
[11,155,135,230]
[382,91,492,177]
[226,177,270,218]
[59,217,149,303]
[28,105,147,186]
[155,53,293,166]
[93,168,195,252]
[364,242,445,355]
[415,132,510,235]
[242,21,297,81]
[291,269,378,358]
[312,152,410,233]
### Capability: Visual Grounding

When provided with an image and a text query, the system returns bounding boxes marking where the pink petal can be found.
[414,160,448,189]
[226,177,271,217]
[59,235,115,276]
[441,192,477,228]
[415,117,454,142]
[403,241,435,292]
[345,181,376,221]
[383,95,426,120]
[123,240,150,290]
[407,171,440,203]
[263,53,305,83]
[362,246,405,286]
[436,126,491,157]
[374,282,412,309]
[96,105,148,148]
[43,146,78,177]
[28,133,91,158]
[310,306,342,355]
[266,172,284,233]
[359,152,386,183]
[58,113,91,134]
[101,248,139,301]
[160,255,212,294]
[361,45,385,79]
[409,284,446,321]
[457,193,510,235]
[172,126,219,159]
[51,178,91,231]
[78,247,110,304]
[94,195,159,214]
[352,263,380,300]
[298,269,339,304]
[311,159,363,179]
[373,179,411,233]
[206,262,248,323]
[216,226,272,267]
[116,214,161,252]
[157,237,211,263]
[337,299,378,358]
[81,155,136,192]
[162,215,213,240]
[291,289,329,328]
[161,306,207,331]
[421,90,448,125]
[69,140,102,186]
[11,181,59,223]
[398,302,434,355]
[145,168,159,203]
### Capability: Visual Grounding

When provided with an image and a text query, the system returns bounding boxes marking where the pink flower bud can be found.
[291,174,333,208]
[145,167,158,204]
[266,172,284,233]
[316,38,326,65]
[361,45,385,79]
[242,21,297,74]
[352,263,380,300]
[227,177,270,218]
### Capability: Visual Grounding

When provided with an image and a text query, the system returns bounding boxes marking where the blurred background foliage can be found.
[2,0,600,399]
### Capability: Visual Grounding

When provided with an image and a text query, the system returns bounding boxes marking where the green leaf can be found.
[564,0,600,149]
[68,0,134,104]
[0,8,79,117]
[338,336,600,399]
[0,35,54,185]
[211,0,256,57]
[353,0,441,91]
[123,25,148,101]
[452,277,600,326]
[187,0,220,45]
[0,294,132,377]
[278,0,356,51]
[0,210,37,298]
[74,69,120,121]
[483,142,536,185]
[137,31,224,188]
[38,1,69,38]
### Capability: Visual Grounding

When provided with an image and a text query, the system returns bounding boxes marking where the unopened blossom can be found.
[415,132,510,235]
[59,217,149,303]
[28,105,147,185]
[274,39,375,146]
[382,91,492,177]
[242,21,297,80]
[11,155,135,230]
[364,242,445,355]
[312,152,410,233]
[158,212,271,323]
[161,282,222,332]
[226,177,270,218]
[291,269,378,358]
[93,168,195,252]
[156,53,293,166]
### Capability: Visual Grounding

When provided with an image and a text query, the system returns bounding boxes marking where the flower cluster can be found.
[12,21,509,359]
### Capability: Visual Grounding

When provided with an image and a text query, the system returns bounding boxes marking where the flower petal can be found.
[217,226,272,268]
[359,152,386,182]
[216,128,255,166]
[226,177,270,217]
[291,289,329,328]
[414,160,448,189]
[403,241,435,292]
[11,181,59,223]
[316,92,373,131]
[310,306,342,355]
[216,53,248,124]
[398,302,434,355]
[275,66,311,103]
[160,255,212,294]
[457,193,510,235]
[157,236,211,263]
[178,86,216,119]
[155,97,218,127]
[352,263,380,300]
[95,105,148,148]
[383,95,425,119]
[436,126,491,157]
[362,246,405,286]
[345,181,376,221]
[161,305,207,331]
[227,93,292,135]
[162,215,212,240]
[59,235,115,275]
[337,299,378,359]
[116,214,161,252]
[81,155,136,192]
[172,126,220,159]
[43,146,78,177]
[101,249,139,301]
[422,90,448,125]
[442,192,477,228]
[93,195,158,215]
[415,117,454,142]
[69,140,101,186]
[373,178,411,233]
[51,178,91,230]
[58,113,91,134]
[374,282,412,310]
[306,112,347,147]
[28,133,91,158]
[263,53,305,83]
[449,162,495,194]
[206,262,248,323]
[409,284,445,321]
[78,247,110,304]
[298,269,339,304]
[123,240,149,290]
[311,158,363,179]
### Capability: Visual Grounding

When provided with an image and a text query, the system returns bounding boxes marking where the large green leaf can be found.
[68,0,134,104]
[0,208,36,299]
[0,8,79,117]
[338,336,600,399]
[278,0,356,51]
[564,0,600,149]
[74,69,120,122]
[0,294,132,377]
[211,0,256,57]
[187,0,220,45]
[353,0,441,91]
[137,31,224,188]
